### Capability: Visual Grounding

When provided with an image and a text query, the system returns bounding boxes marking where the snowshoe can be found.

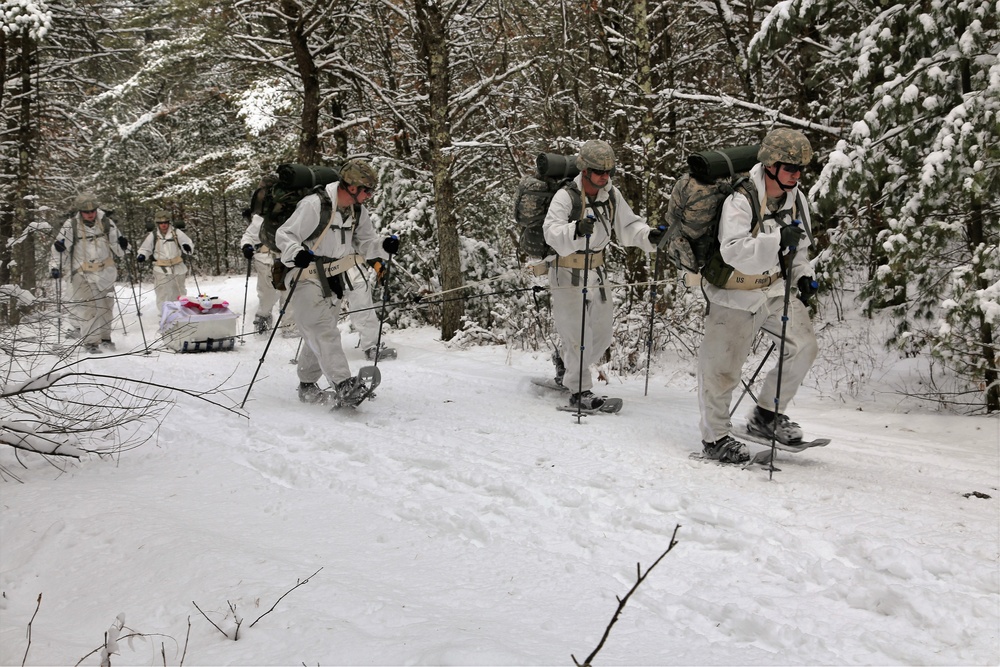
[253,314,272,336]
[332,365,381,409]
[741,429,831,452]
[298,382,325,404]
[744,409,829,452]
[746,408,804,445]
[701,435,751,464]
[364,343,397,362]
[532,376,568,392]
[557,392,623,415]
[689,449,776,470]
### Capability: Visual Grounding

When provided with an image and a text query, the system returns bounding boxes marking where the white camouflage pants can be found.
[69,274,114,345]
[253,256,280,319]
[290,278,351,387]
[152,268,187,314]
[343,265,379,350]
[697,295,818,443]
[549,265,613,394]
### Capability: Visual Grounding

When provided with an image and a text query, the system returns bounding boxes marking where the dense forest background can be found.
[1,0,997,412]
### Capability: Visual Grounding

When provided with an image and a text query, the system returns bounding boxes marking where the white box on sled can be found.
[160,297,238,352]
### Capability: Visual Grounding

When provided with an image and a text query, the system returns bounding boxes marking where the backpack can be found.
[663,145,761,287]
[513,152,616,259]
[249,163,345,251]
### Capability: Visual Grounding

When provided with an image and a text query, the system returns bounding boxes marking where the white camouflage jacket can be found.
[542,175,656,258]
[50,210,124,290]
[138,226,193,276]
[275,181,388,285]
[705,163,813,312]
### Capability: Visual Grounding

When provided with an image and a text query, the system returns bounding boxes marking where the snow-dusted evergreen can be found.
[752,0,999,411]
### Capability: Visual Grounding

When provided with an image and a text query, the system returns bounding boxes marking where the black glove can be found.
[50,268,60,279]
[293,249,313,268]
[382,235,400,255]
[648,226,666,247]
[242,244,255,260]
[182,243,192,254]
[53,239,66,253]
[779,223,806,251]
[575,216,595,238]
[136,254,146,263]
[797,276,819,306]
[118,235,129,250]
[328,274,344,300]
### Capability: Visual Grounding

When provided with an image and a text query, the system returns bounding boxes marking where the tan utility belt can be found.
[257,244,272,255]
[684,270,780,290]
[301,253,364,280]
[528,251,605,276]
[154,256,184,267]
[79,257,115,272]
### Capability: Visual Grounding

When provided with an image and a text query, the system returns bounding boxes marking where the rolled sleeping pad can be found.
[535,153,580,180]
[276,163,341,189]
[687,145,759,181]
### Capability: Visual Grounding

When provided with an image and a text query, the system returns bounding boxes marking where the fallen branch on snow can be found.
[572,524,681,666]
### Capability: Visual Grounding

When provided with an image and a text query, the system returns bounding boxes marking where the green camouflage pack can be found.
[663,173,758,287]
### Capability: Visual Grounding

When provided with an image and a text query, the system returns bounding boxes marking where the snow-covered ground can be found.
[1,274,998,666]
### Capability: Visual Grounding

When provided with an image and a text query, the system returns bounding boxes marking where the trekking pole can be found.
[575,230,593,423]
[370,243,397,367]
[730,341,774,417]
[241,268,301,409]
[187,254,202,295]
[767,223,800,479]
[113,281,128,334]
[240,257,252,345]
[125,254,149,354]
[289,336,303,364]
[56,254,63,346]
[644,227,667,396]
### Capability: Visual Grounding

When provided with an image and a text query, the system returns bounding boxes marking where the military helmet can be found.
[339,159,378,189]
[576,140,616,171]
[154,209,171,224]
[758,128,813,167]
[74,192,100,212]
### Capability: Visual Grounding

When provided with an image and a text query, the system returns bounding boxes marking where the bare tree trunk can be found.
[281,0,320,164]
[1,27,38,325]
[1,31,13,323]
[414,0,463,341]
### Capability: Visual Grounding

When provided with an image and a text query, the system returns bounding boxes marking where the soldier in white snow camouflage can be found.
[541,140,664,411]
[697,128,820,464]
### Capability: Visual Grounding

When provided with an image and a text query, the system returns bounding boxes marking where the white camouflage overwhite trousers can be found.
[698,295,818,443]
[290,278,352,387]
[343,265,379,350]
[253,256,280,320]
[69,273,114,345]
[549,265,613,394]
[151,266,187,313]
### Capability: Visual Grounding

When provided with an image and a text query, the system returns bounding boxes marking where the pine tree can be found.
[753,0,999,412]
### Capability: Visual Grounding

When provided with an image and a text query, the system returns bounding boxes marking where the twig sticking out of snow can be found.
[250,567,323,628]
[572,525,681,667]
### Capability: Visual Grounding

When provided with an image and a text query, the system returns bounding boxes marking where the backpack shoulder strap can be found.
[793,190,813,245]
[606,187,617,223]
[563,180,585,222]
[305,186,335,245]
[731,177,762,232]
